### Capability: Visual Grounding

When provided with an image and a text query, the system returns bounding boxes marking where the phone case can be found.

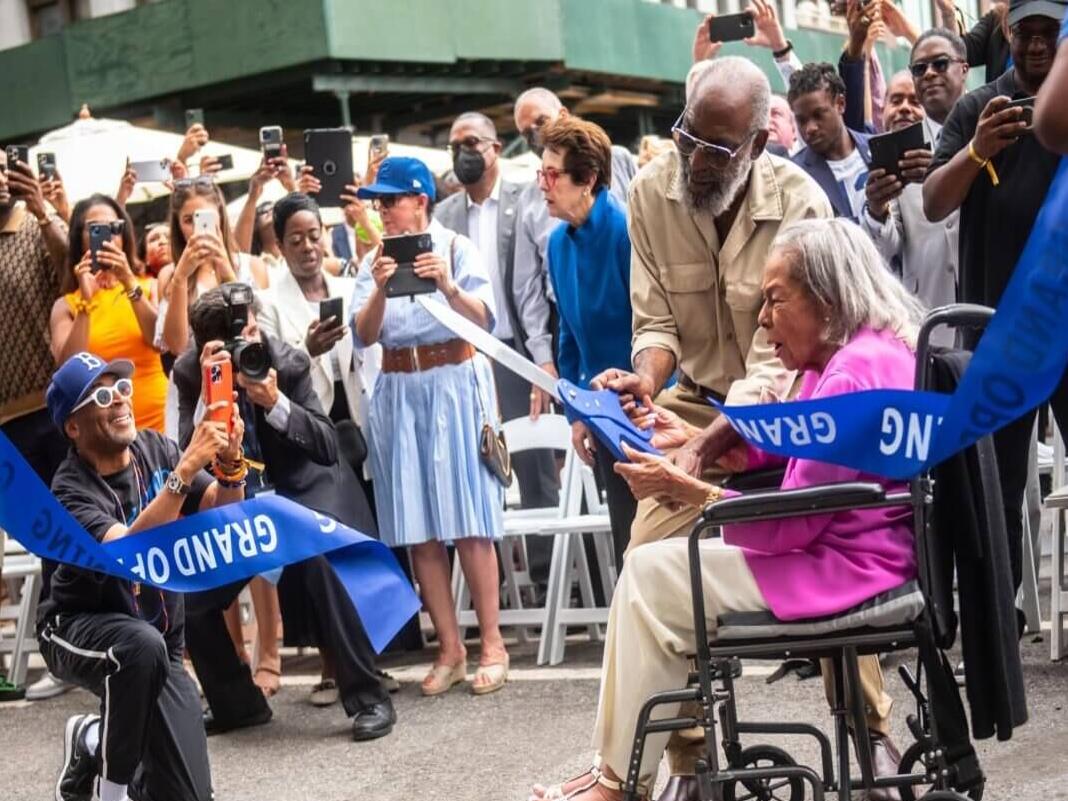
[320,297,344,325]
[383,233,437,298]
[130,159,170,183]
[89,224,111,273]
[193,210,218,236]
[204,360,234,432]
[868,122,928,179]
[708,13,754,42]
[304,128,353,207]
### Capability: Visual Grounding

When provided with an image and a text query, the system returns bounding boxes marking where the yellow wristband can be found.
[967,141,1000,187]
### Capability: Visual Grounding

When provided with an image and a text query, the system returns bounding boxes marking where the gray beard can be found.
[679,151,753,218]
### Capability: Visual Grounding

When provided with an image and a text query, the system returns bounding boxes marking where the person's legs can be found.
[593,446,638,570]
[410,541,466,667]
[222,602,249,663]
[820,655,893,735]
[455,537,508,668]
[248,577,282,694]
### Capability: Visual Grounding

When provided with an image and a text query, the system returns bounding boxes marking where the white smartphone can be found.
[193,208,218,236]
[130,158,171,183]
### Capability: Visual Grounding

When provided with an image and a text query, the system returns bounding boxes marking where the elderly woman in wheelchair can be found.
[531,218,948,801]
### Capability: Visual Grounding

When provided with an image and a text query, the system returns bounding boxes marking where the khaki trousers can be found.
[628,386,894,776]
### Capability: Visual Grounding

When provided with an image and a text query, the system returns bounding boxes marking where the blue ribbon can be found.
[0,432,420,653]
[713,158,1068,479]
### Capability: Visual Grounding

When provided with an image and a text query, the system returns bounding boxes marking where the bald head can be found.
[514,87,566,135]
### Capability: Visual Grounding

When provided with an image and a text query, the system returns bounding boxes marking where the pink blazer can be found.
[722,326,917,621]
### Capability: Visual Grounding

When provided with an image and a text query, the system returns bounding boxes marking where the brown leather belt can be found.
[678,372,725,403]
[381,339,476,373]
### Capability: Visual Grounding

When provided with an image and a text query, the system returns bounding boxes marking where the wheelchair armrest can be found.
[701,481,910,527]
[720,467,786,493]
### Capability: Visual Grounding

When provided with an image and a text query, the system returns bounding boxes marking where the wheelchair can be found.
[621,306,994,801]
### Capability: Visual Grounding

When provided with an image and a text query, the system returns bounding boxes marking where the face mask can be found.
[453,149,487,186]
[523,128,544,158]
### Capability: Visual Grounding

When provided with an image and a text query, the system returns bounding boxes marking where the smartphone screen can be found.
[203,359,234,433]
[320,296,344,327]
[37,152,56,179]
[5,145,29,168]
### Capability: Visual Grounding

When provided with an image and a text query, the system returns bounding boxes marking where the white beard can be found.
[680,151,753,218]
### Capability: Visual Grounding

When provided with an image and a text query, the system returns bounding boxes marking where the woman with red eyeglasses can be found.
[538,116,637,571]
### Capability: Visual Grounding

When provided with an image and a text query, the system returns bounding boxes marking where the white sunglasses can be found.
[72,378,134,414]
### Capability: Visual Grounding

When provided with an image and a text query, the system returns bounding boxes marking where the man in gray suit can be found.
[435,112,560,525]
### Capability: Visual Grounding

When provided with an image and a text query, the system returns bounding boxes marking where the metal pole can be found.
[336,90,352,131]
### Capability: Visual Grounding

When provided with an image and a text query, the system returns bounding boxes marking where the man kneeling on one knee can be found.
[39,351,245,801]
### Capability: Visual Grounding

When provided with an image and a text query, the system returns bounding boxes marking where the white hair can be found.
[515,87,563,113]
[687,56,770,131]
[773,218,926,348]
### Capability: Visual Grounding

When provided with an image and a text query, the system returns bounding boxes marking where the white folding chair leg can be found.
[537,533,568,665]
[1019,498,1041,635]
[592,532,617,605]
[499,540,530,645]
[8,570,39,687]
[547,534,581,666]
[572,535,601,643]
[1051,423,1068,661]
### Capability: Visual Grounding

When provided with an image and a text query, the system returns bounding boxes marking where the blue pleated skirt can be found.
[367,353,504,547]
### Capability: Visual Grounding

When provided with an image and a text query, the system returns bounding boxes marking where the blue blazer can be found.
[791,129,872,220]
[331,224,353,262]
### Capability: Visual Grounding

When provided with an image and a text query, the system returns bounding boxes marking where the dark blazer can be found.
[331,224,353,262]
[173,337,376,535]
[434,177,528,355]
[791,129,872,220]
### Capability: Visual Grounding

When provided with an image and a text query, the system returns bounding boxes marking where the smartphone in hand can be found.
[37,152,57,179]
[260,126,284,160]
[130,158,171,183]
[4,145,30,169]
[1006,96,1035,131]
[708,12,755,42]
[203,358,234,434]
[320,296,344,328]
[185,108,205,129]
[194,209,219,237]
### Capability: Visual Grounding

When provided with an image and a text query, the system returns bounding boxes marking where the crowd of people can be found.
[1,0,1067,798]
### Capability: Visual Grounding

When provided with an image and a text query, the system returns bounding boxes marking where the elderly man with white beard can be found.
[581,58,905,801]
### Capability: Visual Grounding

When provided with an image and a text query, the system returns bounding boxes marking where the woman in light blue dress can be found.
[351,157,509,696]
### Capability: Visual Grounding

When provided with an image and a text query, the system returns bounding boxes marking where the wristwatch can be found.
[164,470,191,496]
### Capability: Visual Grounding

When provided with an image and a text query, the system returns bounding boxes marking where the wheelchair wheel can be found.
[722,745,805,801]
[897,742,984,801]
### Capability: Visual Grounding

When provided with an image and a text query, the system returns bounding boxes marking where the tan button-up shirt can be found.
[628,151,833,405]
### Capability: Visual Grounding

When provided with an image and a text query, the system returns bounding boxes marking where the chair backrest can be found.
[502,414,572,455]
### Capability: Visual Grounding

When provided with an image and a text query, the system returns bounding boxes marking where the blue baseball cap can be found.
[47,352,134,430]
[356,156,437,203]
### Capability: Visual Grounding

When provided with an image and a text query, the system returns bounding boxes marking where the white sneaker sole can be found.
[56,714,83,801]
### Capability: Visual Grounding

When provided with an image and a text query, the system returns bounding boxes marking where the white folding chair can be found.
[1046,420,1068,660]
[0,531,42,687]
[1019,428,1043,634]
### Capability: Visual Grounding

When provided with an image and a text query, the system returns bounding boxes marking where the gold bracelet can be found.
[967,141,1000,187]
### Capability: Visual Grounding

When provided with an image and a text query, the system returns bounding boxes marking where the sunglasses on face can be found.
[908,56,965,78]
[372,194,416,211]
[671,110,754,168]
[173,176,215,190]
[72,378,134,414]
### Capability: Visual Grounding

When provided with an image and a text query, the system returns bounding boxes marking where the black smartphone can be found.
[708,12,755,42]
[260,125,284,159]
[319,296,344,327]
[36,152,57,179]
[89,221,118,273]
[868,121,930,181]
[184,108,205,129]
[304,128,354,207]
[213,153,234,171]
[383,233,436,298]
[1007,96,1035,130]
[5,144,30,168]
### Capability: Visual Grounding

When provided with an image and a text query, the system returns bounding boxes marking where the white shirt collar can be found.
[465,173,502,208]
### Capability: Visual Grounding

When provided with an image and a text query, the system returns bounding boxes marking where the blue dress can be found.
[350,219,504,547]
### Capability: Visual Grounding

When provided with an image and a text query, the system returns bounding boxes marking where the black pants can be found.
[39,612,211,801]
[184,555,387,722]
[492,346,561,584]
[593,445,638,571]
[992,368,1068,596]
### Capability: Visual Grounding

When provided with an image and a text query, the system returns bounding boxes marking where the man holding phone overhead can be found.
[924,0,1067,628]
[860,28,970,342]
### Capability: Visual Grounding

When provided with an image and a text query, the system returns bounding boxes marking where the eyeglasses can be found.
[448,136,496,157]
[173,177,215,190]
[908,56,965,79]
[71,378,134,414]
[92,220,126,237]
[536,166,573,190]
[671,110,754,168]
[371,194,416,211]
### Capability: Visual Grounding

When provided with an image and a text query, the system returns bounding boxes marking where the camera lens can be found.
[232,341,272,381]
[323,160,337,176]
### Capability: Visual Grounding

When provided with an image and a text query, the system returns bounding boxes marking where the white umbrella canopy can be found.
[31,108,263,206]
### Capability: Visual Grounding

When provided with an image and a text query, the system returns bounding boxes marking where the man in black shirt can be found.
[924,0,1067,610]
[37,351,245,801]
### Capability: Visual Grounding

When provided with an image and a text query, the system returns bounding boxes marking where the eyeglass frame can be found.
[172,176,216,190]
[447,136,497,157]
[536,166,577,190]
[671,109,756,166]
[71,378,135,415]
[371,193,419,211]
[907,55,966,79]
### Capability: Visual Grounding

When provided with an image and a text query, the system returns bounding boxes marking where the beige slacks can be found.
[627,385,894,776]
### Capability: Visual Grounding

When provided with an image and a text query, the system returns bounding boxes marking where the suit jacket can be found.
[331,224,353,262]
[255,268,381,435]
[434,177,527,355]
[173,337,376,534]
[792,130,872,220]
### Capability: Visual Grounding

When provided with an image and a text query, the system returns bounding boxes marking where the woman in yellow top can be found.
[49,194,168,432]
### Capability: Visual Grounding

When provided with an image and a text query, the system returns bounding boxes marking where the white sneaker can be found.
[27,672,74,701]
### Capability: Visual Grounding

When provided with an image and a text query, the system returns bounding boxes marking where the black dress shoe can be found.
[351,699,396,741]
[656,775,700,801]
[203,705,273,736]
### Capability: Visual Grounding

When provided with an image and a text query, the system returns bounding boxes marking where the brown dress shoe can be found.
[655,775,700,801]
[854,732,903,801]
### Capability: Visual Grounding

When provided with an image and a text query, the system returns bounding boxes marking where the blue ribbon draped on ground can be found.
[713,158,1068,480]
[0,433,421,652]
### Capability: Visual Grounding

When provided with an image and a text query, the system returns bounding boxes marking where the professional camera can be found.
[220,283,272,381]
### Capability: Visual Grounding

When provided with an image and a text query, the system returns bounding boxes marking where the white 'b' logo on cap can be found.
[74,352,103,370]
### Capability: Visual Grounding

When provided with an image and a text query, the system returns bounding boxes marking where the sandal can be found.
[531,767,640,801]
[471,654,509,696]
[531,763,600,800]
[253,666,281,698]
[421,662,466,697]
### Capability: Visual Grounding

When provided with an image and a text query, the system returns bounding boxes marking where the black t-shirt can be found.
[928,69,1062,308]
[38,430,212,637]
